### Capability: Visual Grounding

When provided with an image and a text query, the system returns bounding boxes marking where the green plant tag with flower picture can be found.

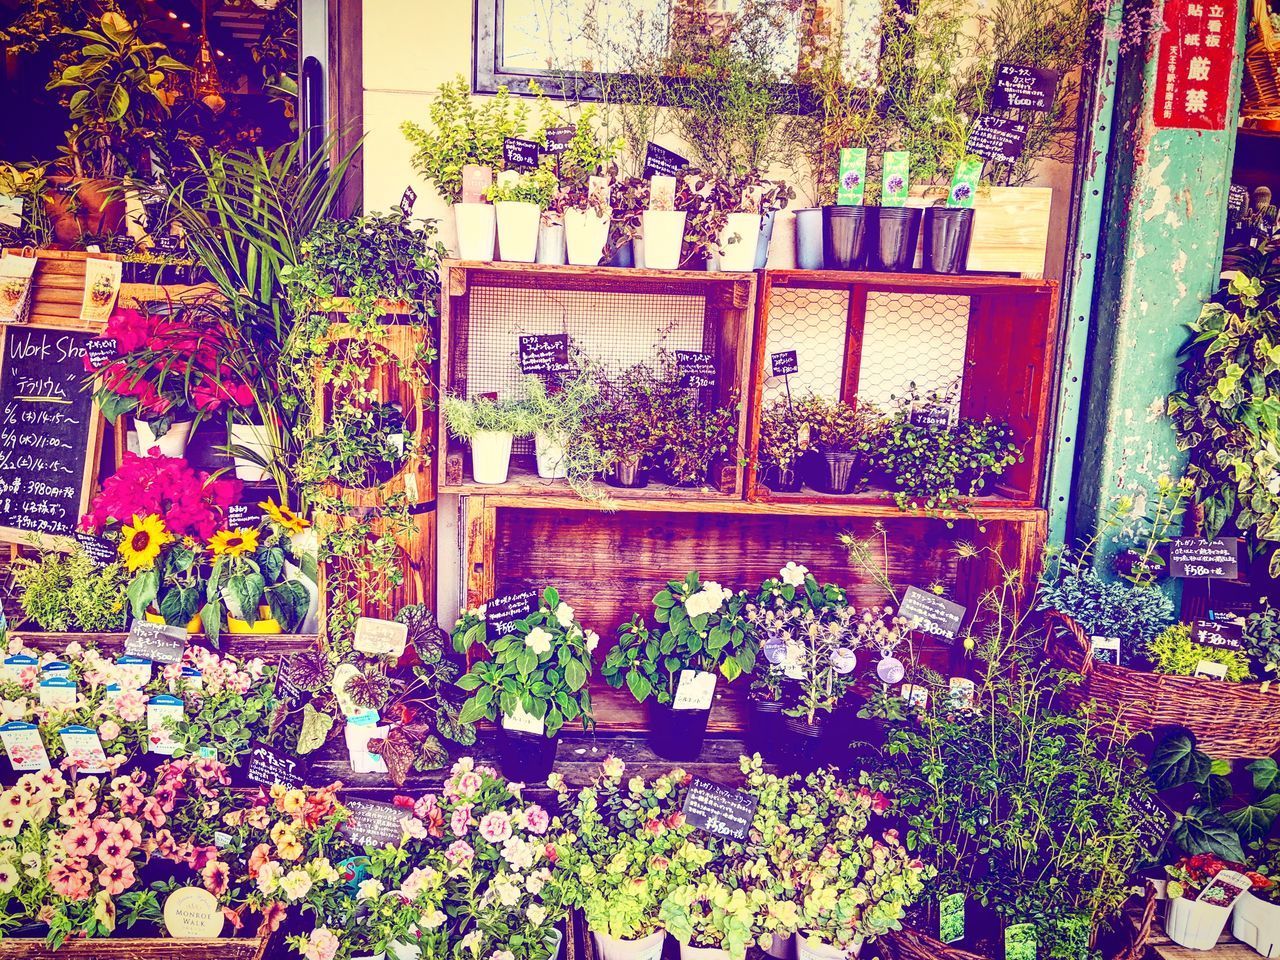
[939,891,965,943]
[947,157,982,208]
[1004,923,1037,960]
[837,148,867,205]
[882,152,910,207]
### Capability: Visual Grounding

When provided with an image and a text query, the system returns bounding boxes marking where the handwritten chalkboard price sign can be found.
[676,350,717,389]
[1169,537,1239,579]
[518,334,570,375]
[966,116,1028,164]
[0,326,104,546]
[74,531,117,569]
[503,138,542,170]
[340,799,405,848]
[770,351,799,377]
[899,586,967,640]
[487,589,540,641]
[240,740,306,789]
[991,64,1059,112]
[682,777,758,840]
[643,143,689,180]
[124,621,187,665]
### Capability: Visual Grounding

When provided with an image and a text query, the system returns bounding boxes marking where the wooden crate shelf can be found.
[0,937,271,959]
[439,260,757,501]
[746,269,1060,509]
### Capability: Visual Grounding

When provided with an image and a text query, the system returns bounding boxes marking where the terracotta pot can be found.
[43,176,125,245]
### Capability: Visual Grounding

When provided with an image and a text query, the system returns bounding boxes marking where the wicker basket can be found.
[1042,610,1280,759]
[1245,0,1280,113]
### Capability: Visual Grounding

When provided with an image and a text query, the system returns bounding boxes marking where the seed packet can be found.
[0,253,37,325]
[649,175,677,212]
[836,148,867,206]
[80,257,122,324]
[882,152,911,207]
[939,891,965,944]
[460,164,493,204]
[947,157,983,208]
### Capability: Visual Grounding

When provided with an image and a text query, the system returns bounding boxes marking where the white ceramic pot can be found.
[228,420,274,481]
[134,419,193,458]
[470,429,515,484]
[765,934,793,960]
[1234,891,1280,957]
[639,210,687,269]
[796,932,861,960]
[592,928,667,960]
[496,201,541,262]
[679,943,729,960]
[714,212,763,271]
[535,431,569,479]
[537,222,567,265]
[545,927,565,960]
[284,560,319,634]
[1166,895,1233,950]
[565,208,610,265]
[454,202,496,261]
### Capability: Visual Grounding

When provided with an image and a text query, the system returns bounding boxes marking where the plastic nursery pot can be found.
[764,934,793,960]
[537,222,567,265]
[145,607,203,634]
[134,418,193,458]
[793,208,825,270]
[564,208,610,266]
[1166,894,1234,950]
[755,210,778,270]
[639,210,688,270]
[228,418,274,482]
[495,725,560,783]
[226,605,283,635]
[922,207,975,275]
[1234,891,1280,957]
[680,942,731,960]
[796,931,863,960]
[454,202,496,261]
[874,207,923,272]
[819,450,862,495]
[534,431,569,480]
[747,698,787,763]
[777,713,836,774]
[607,239,636,268]
[712,212,763,272]
[822,206,877,271]
[648,701,711,761]
[593,929,668,960]
[470,429,515,484]
[495,201,542,263]
[605,454,649,489]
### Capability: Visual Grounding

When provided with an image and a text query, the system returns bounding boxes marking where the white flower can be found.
[421,908,447,929]
[685,582,732,619]
[357,878,384,901]
[502,835,536,871]
[585,630,600,652]
[554,602,575,628]
[779,562,808,587]
[527,903,547,926]
[524,627,553,655]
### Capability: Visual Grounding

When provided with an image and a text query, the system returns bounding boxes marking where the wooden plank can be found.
[765,268,1054,293]
[443,259,756,286]
[463,495,496,610]
[0,938,270,960]
[904,185,1053,277]
[840,285,869,406]
[118,282,221,309]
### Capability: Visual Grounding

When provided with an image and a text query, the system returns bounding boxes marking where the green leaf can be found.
[517,649,538,677]
[1205,773,1234,808]
[626,670,652,703]
[126,568,160,618]
[458,696,491,724]
[1248,758,1280,793]
[1173,808,1246,860]
[564,659,587,692]
[296,703,334,754]
[1149,731,1211,790]
[456,672,484,692]
[1225,794,1280,846]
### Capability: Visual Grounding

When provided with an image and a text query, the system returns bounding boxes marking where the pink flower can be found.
[445,840,474,866]
[523,804,550,835]
[61,823,98,858]
[203,861,230,897]
[96,834,133,868]
[478,811,511,844]
[303,927,340,960]
[114,692,145,724]
[98,861,136,895]
[451,804,473,837]
[49,861,93,900]
[98,720,121,742]
[141,797,166,829]
[455,771,483,799]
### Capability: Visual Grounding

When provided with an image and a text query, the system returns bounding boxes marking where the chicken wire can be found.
[762,286,970,409]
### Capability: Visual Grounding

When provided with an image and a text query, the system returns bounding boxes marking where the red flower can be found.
[81,453,242,540]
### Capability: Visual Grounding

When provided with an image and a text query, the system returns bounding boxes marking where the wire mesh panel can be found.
[858,292,969,407]
[761,286,849,403]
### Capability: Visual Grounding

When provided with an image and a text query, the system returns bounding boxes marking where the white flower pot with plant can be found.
[538,217,567,264]
[535,430,569,479]
[1234,891,1280,957]
[454,202,496,260]
[714,211,763,272]
[442,393,537,486]
[522,372,611,500]
[134,417,193,458]
[489,167,558,264]
[594,929,667,960]
[565,207,611,265]
[639,210,687,270]
[796,933,861,960]
[228,416,274,481]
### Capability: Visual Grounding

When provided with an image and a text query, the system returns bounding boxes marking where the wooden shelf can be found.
[760,268,1054,292]
[442,457,740,504]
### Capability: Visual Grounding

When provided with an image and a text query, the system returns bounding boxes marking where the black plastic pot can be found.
[748,699,786,762]
[496,725,560,781]
[922,207,975,274]
[819,450,862,494]
[760,464,802,492]
[875,207,922,272]
[822,205,877,270]
[648,702,711,761]
[605,455,649,489]
[777,713,833,773]
[606,239,636,267]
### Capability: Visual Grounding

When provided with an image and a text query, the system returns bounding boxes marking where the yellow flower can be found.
[208,528,260,558]
[276,832,304,862]
[119,515,172,572]
[260,499,310,536]
[281,790,306,817]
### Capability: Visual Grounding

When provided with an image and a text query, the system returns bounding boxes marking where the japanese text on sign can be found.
[1154,0,1238,130]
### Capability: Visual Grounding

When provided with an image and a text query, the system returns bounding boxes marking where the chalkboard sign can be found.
[340,798,405,848]
[909,404,954,432]
[991,64,1059,112]
[682,777,758,840]
[965,116,1027,164]
[503,138,542,170]
[274,657,311,712]
[399,186,417,218]
[1192,619,1245,650]
[124,621,187,665]
[1132,790,1174,850]
[676,350,717,389]
[1227,184,1249,220]
[154,235,185,255]
[770,351,799,377]
[899,586,967,640]
[0,326,104,545]
[228,501,268,529]
[74,531,116,569]
[487,589,540,641]
[544,126,575,155]
[518,334,571,375]
[1169,537,1239,579]
[84,338,117,369]
[643,143,689,180]
[239,740,306,789]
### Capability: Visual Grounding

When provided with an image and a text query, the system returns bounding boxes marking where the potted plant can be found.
[489,165,559,263]
[640,174,688,270]
[601,571,756,760]
[658,391,738,488]
[521,372,610,503]
[442,394,538,485]
[557,177,613,267]
[587,364,663,489]
[452,587,597,780]
[1165,855,1251,950]
[660,875,757,960]
[607,176,648,267]
[758,399,809,492]
[199,522,311,644]
[10,541,127,632]
[798,396,875,495]
[1235,874,1280,957]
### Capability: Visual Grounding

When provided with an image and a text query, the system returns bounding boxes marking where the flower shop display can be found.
[451,588,597,780]
[1164,855,1254,950]
[442,395,538,486]
[601,572,755,760]
[797,395,876,496]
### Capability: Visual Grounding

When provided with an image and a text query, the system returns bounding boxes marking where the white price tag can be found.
[0,721,49,771]
[501,704,546,735]
[673,670,717,710]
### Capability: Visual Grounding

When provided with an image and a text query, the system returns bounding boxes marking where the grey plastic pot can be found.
[793,208,824,270]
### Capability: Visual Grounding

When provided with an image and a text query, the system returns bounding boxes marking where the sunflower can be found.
[208,528,261,558]
[260,499,310,536]
[118,515,172,572]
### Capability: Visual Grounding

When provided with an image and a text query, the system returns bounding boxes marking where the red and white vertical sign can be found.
[1153,0,1239,130]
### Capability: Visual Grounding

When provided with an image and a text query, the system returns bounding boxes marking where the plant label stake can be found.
[1169,536,1240,613]
[74,531,116,569]
[502,138,541,171]
[353,617,409,658]
[487,589,540,641]
[125,620,187,664]
[339,798,406,848]
[1191,618,1244,650]
[399,186,417,218]
[643,142,689,180]
[0,721,49,772]
[771,350,798,410]
[682,777,758,840]
[899,586,966,640]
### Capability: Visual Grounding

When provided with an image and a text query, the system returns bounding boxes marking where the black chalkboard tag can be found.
[909,403,954,432]
[899,586,967,640]
[503,138,542,171]
[273,657,311,712]
[682,777,758,840]
[544,126,575,155]
[124,620,187,665]
[105,236,137,256]
[154,234,185,255]
[1132,790,1175,850]
[518,334,571,375]
[238,740,307,789]
[676,350,717,389]
[227,502,268,530]
[770,351,799,377]
[1192,619,1245,650]
[84,338,118,370]
[965,116,1028,164]
[1169,537,1239,579]
[643,143,689,180]
[991,63,1059,112]
[399,186,417,218]
[74,531,117,569]
[487,589,540,641]
[339,798,405,848]
[1228,184,1250,221]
